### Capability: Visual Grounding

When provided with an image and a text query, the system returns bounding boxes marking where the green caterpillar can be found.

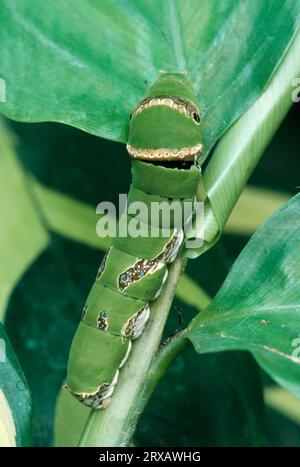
[66,71,203,409]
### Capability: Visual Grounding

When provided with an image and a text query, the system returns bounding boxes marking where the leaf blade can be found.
[189,194,300,398]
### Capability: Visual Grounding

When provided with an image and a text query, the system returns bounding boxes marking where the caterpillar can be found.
[66,71,203,409]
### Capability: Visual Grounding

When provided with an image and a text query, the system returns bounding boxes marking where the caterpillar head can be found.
[127,71,203,164]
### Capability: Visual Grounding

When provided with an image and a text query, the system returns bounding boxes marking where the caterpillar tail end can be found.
[63,374,117,410]
[65,323,133,410]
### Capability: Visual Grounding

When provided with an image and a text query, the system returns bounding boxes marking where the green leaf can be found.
[0,0,299,157]
[189,195,300,399]
[225,185,290,237]
[0,324,32,446]
[32,179,111,252]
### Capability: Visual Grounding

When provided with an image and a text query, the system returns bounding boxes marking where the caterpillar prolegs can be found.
[66,72,203,409]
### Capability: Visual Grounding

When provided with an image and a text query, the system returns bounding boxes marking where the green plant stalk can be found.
[79,30,300,447]
[129,330,189,422]
[204,32,300,232]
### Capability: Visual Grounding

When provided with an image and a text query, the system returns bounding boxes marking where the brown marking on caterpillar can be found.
[130,95,201,124]
[155,229,184,263]
[118,258,163,291]
[97,310,108,331]
[126,143,203,162]
[65,339,133,409]
[96,249,110,281]
[118,230,183,292]
[100,398,112,409]
[122,305,150,339]
[65,369,120,409]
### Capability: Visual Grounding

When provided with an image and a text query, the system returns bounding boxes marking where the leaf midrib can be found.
[165,0,186,70]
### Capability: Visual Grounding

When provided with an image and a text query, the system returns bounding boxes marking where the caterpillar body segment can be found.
[66,72,203,409]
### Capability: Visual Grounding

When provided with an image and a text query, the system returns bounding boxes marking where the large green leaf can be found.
[0,324,32,446]
[0,0,299,157]
[189,195,300,399]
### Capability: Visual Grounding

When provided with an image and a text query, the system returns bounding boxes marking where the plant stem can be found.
[79,257,184,447]
[134,330,189,412]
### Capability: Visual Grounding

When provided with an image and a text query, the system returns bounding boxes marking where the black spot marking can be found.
[192,111,200,124]
[150,160,195,170]
[97,310,108,330]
